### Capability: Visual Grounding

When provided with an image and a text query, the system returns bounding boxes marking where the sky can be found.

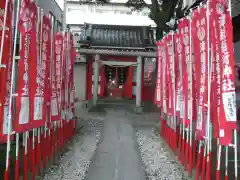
[55,0,63,9]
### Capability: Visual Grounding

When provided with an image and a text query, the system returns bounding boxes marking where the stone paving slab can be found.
[85,109,146,180]
[37,106,189,180]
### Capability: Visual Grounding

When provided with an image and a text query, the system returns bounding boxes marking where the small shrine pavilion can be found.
[74,23,157,112]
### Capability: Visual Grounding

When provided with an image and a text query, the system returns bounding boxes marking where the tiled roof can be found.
[73,23,156,50]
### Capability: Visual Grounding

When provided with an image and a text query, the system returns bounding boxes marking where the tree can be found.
[125,0,187,40]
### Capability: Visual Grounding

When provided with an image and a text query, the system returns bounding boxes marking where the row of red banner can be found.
[155,0,238,179]
[155,0,236,146]
[0,0,76,142]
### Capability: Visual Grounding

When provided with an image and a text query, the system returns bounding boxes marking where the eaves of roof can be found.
[73,23,156,49]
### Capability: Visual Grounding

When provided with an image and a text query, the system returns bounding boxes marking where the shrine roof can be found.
[72,23,156,51]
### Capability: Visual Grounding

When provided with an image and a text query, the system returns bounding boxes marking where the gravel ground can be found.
[136,128,188,180]
[40,118,104,180]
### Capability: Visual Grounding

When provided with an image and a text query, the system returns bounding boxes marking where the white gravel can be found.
[136,128,188,180]
[41,118,103,180]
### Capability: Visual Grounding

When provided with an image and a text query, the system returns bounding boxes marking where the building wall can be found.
[74,63,87,101]
[66,1,155,26]
[36,0,63,22]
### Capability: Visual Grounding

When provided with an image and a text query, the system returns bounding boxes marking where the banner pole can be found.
[184,25,191,168]
[32,128,35,180]
[48,12,54,163]
[65,30,70,143]
[29,1,38,178]
[0,0,9,67]
[23,131,29,180]
[233,129,238,180]
[216,139,222,180]
[15,133,19,180]
[185,125,189,170]
[228,0,238,179]
[188,12,194,176]
[38,8,48,169]
[171,31,177,151]
[206,1,212,179]
[180,35,186,165]
[59,31,65,150]
[181,107,185,165]
[201,142,207,180]
[12,0,20,179]
[196,141,203,180]
[178,124,182,160]
[4,0,19,179]
[37,127,41,175]
[225,146,229,180]
[36,6,43,175]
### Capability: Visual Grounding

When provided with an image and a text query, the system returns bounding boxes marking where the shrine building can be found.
[72,23,157,112]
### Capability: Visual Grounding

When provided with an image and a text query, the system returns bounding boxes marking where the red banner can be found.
[161,37,168,115]
[51,34,59,122]
[0,0,13,142]
[211,0,236,145]
[209,11,220,139]
[192,46,197,122]
[43,15,52,125]
[61,33,67,120]
[67,35,76,119]
[15,0,38,132]
[191,7,209,140]
[30,14,51,128]
[166,34,175,118]
[53,33,63,121]
[178,18,190,128]
[155,42,162,106]
[173,32,182,118]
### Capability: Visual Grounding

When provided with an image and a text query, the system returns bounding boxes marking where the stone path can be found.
[85,109,146,180]
[85,108,188,180]
[40,106,188,180]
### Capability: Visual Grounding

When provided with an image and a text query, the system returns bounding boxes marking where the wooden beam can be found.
[76,48,157,57]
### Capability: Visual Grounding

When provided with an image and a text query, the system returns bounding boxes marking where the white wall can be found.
[74,63,86,101]
[66,3,155,26]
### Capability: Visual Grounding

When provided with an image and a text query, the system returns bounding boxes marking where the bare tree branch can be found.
[125,0,150,11]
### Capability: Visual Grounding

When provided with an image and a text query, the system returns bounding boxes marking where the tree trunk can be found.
[155,25,163,41]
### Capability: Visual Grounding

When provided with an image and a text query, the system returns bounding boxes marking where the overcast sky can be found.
[55,0,63,9]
